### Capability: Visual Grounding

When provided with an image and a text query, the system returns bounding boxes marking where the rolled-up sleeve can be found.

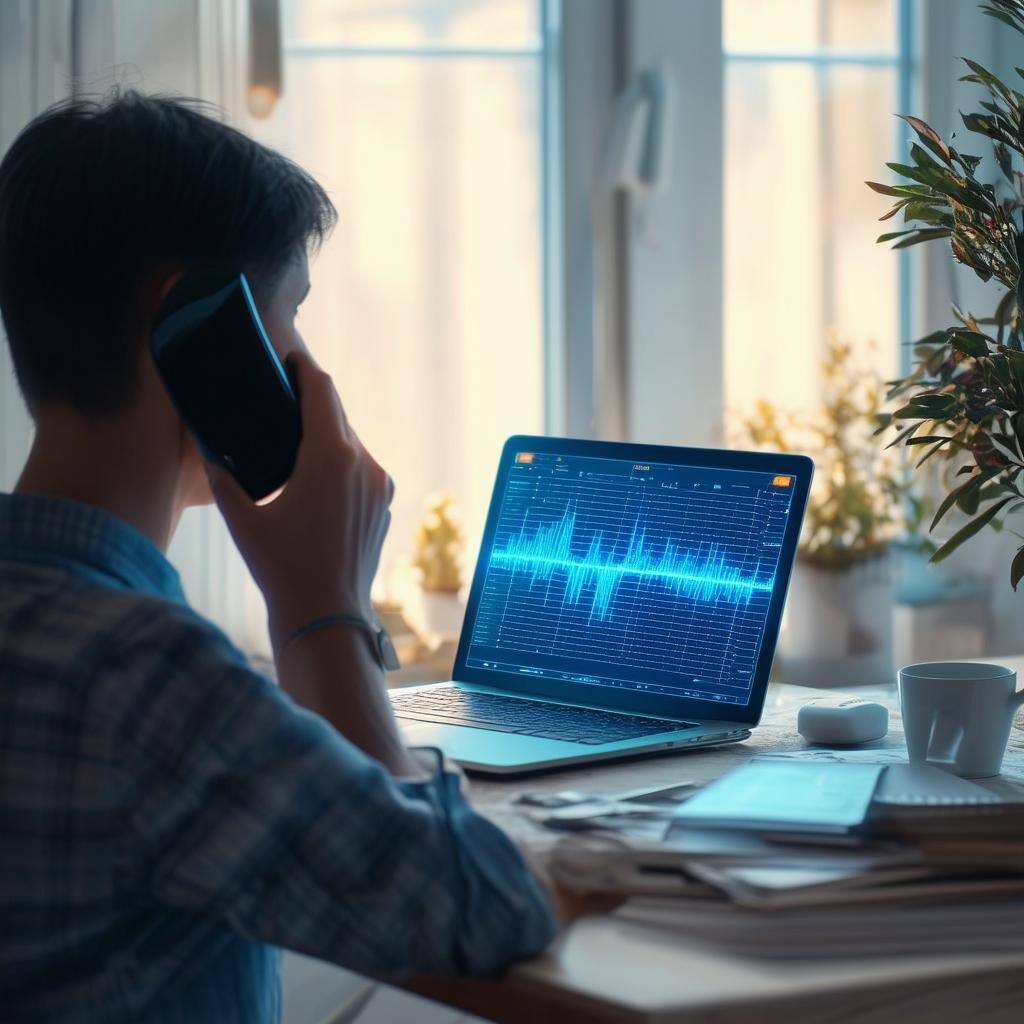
[100,610,557,979]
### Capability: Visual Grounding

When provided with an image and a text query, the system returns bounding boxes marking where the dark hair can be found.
[0,89,336,414]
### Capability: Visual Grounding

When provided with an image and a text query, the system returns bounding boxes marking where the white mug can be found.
[898,662,1024,778]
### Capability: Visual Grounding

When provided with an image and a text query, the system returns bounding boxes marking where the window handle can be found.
[247,0,281,118]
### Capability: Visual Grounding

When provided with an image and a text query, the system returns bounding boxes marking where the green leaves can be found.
[982,1,1024,36]
[866,181,906,197]
[898,114,953,165]
[893,393,958,420]
[886,160,994,214]
[1017,232,1024,313]
[931,496,1016,563]
[1012,545,1024,590]
[877,229,918,243]
[892,228,952,249]
[873,1,1024,583]
[948,330,993,356]
[995,141,1014,181]
[961,111,1019,153]
[930,468,1000,530]
[866,180,934,198]
[961,57,1017,107]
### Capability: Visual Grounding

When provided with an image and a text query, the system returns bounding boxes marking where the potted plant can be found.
[872,0,1024,586]
[397,492,467,652]
[736,335,920,685]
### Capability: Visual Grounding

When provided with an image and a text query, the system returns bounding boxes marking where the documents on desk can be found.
[541,758,1024,959]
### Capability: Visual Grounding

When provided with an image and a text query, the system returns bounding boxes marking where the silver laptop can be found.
[393,436,812,775]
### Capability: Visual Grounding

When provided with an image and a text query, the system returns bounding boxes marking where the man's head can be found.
[0,90,335,532]
[0,89,335,416]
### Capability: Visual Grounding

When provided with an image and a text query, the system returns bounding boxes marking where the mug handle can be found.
[926,709,964,765]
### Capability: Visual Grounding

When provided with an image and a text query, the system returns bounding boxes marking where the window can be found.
[723,0,914,414]
[247,0,550,590]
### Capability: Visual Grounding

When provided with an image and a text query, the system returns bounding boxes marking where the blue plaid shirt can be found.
[0,493,555,1023]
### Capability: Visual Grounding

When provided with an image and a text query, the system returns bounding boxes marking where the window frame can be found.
[276,0,567,436]
[721,0,918,380]
[609,0,919,449]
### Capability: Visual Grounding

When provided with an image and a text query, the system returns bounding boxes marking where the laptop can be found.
[392,435,813,775]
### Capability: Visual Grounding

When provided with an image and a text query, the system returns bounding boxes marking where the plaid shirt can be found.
[0,493,555,1023]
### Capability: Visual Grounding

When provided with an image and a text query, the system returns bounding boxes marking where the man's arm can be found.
[98,612,557,978]
[272,623,419,777]
[201,349,582,932]
[204,349,418,775]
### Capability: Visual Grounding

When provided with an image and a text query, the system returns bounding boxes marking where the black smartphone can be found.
[150,270,302,501]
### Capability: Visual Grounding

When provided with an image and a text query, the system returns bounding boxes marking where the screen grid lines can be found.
[465,452,796,706]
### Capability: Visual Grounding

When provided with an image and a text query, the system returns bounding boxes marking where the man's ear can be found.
[138,264,186,327]
[158,269,185,302]
[154,267,185,307]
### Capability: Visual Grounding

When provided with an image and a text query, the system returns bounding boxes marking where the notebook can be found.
[874,763,1008,807]
[869,762,1024,837]
[671,759,885,835]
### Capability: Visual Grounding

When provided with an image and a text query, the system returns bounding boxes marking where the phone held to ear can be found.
[150,270,302,501]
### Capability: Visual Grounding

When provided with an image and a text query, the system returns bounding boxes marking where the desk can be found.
[405,673,1024,1024]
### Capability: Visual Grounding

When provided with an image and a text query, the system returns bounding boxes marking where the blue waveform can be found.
[490,509,773,621]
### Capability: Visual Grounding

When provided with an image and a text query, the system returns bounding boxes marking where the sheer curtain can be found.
[0,1,73,492]
[723,0,903,416]
[244,0,546,605]
[55,0,271,652]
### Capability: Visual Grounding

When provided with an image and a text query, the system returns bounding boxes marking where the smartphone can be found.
[150,270,302,501]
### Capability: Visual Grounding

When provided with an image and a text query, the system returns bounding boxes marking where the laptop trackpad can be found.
[398,720,445,744]
[397,718,588,767]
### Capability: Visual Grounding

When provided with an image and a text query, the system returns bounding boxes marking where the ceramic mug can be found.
[898,662,1024,778]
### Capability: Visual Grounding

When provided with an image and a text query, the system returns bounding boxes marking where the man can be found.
[0,91,558,1021]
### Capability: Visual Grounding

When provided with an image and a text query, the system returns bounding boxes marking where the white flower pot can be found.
[776,554,894,686]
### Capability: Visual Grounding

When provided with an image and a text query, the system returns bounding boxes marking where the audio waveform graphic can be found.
[489,509,773,622]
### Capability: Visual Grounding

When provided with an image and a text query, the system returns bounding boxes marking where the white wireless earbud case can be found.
[797,696,889,745]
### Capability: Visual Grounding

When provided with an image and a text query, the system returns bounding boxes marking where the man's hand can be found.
[204,349,393,653]
[548,879,624,925]
[204,348,419,774]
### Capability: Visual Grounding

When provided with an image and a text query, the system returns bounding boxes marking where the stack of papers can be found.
[542,758,1024,958]
[616,896,1024,958]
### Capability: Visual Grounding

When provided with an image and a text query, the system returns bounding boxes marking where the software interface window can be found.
[467,450,797,705]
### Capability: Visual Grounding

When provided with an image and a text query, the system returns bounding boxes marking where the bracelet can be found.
[286,612,401,670]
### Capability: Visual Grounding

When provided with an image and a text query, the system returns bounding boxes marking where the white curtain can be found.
[0,1,71,493]
[0,0,269,653]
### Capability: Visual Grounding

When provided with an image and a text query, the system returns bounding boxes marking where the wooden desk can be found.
[406,677,1024,1024]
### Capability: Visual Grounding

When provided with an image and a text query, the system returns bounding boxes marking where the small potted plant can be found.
[736,334,918,685]
[397,492,467,651]
[872,0,1024,584]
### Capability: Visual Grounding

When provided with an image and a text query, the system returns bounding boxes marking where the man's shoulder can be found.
[41,574,249,674]
[0,561,246,678]
[1,558,232,651]
[0,569,284,774]
[71,587,286,769]
[92,585,244,663]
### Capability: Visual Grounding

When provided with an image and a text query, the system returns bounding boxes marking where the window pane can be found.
[285,0,540,49]
[724,61,898,413]
[249,52,543,582]
[828,64,899,348]
[724,0,897,54]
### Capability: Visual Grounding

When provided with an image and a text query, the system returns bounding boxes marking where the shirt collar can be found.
[0,492,185,602]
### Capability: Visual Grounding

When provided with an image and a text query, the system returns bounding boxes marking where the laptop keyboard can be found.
[390,687,696,745]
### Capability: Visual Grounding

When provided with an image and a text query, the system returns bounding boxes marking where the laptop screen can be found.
[457,442,807,714]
